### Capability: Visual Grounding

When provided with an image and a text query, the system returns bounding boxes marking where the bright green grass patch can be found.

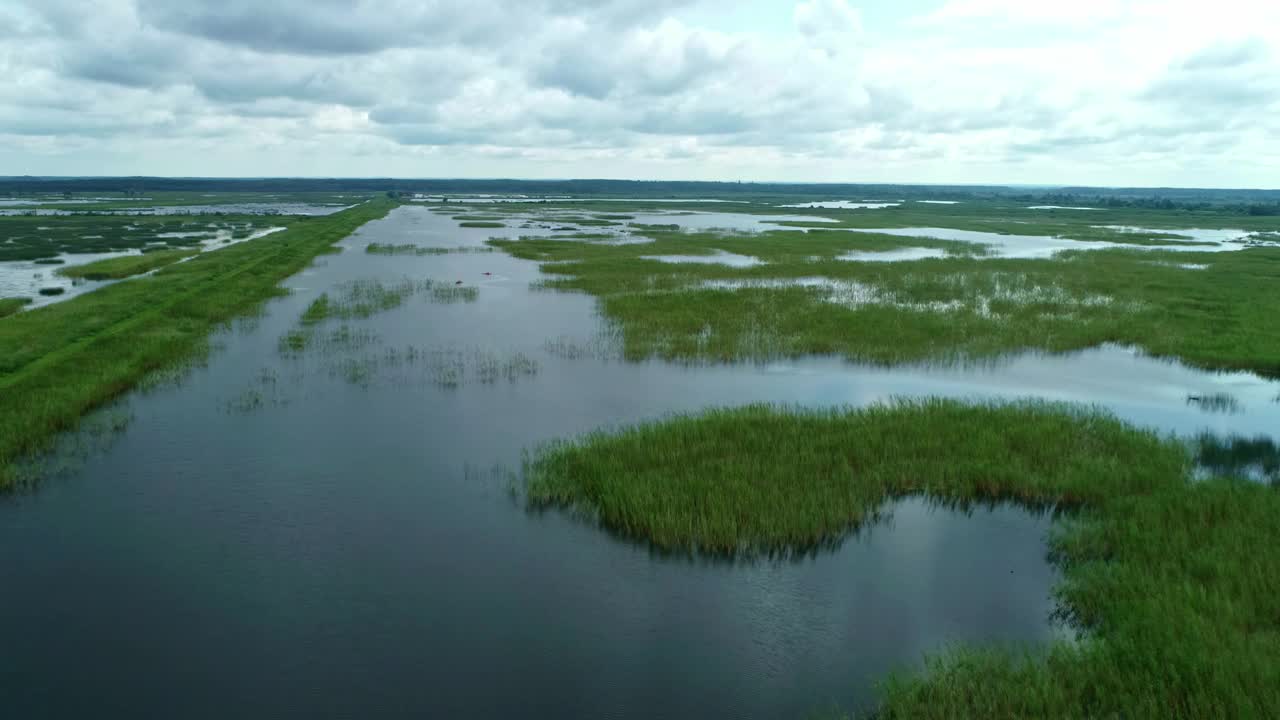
[525,400,1280,717]
[0,199,397,488]
[0,297,32,318]
[56,248,200,280]
[524,400,1184,554]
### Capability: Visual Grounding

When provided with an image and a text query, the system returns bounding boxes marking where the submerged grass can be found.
[0,198,397,488]
[365,242,496,255]
[56,248,200,280]
[524,399,1280,717]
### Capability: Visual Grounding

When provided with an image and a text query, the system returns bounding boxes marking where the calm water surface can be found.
[3,206,1277,718]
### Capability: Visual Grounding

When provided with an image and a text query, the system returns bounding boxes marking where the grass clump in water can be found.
[524,399,1182,554]
[56,248,200,280]
[459,221,505,228]
[426,281,478,303]
[525,399,1280,718]
[1194,432,1280,483]
[365,243,496,255]
[300,293,333,324]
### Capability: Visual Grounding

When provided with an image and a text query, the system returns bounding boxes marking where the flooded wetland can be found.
[3,194,1279,718]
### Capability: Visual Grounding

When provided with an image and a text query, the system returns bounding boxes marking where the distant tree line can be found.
[1,176,1277,210]
[1013,191,1280,215]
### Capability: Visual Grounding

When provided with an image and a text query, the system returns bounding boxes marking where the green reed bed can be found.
[459,221,505,228]
[0,198,397,488]
[524,399,1280,718]
[525,400,1183,553]
[56,248,200,280]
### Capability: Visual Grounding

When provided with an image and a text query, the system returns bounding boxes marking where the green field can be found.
[525,400,1280,718]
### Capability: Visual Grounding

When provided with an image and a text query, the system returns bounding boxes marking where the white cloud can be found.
[0,0,1276,186]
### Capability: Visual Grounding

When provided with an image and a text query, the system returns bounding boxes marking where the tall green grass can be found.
[524,400,1185,554]
[524,400,1280,717]
[0,297,32,319]
[0,199,397,488]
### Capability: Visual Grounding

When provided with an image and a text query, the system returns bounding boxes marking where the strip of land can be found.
[0,198,395,487]
[56,248,200,280]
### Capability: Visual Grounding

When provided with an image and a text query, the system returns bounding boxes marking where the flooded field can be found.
[780,200,900,209]
[0,226,285,309]
[2,205,1278,717]
[0,203,349,217]
[840,226,1267,258]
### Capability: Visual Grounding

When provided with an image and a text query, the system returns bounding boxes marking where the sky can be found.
[1,0,1277,187]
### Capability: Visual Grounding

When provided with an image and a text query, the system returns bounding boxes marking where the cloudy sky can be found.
[2,0,1277,186]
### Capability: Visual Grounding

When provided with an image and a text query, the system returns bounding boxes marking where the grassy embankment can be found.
[489,209,1280,376]
[56,248,200,280]
[0,297,32,318]
[0,198,396,488]
[525,400,1280,717]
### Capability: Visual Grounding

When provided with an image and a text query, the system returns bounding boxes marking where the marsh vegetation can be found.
[4,192,1279,719]
[489,220,1280,376]
[525,400,1280,718]
[0,198,396,487]
[55,248,199,280]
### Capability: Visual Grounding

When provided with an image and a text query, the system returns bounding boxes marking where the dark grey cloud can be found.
[134,0,694,56]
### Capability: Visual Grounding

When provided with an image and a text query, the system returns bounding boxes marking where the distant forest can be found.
[3,176,1279,213]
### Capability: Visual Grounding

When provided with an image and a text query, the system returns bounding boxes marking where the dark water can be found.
[3,206,1278,718]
